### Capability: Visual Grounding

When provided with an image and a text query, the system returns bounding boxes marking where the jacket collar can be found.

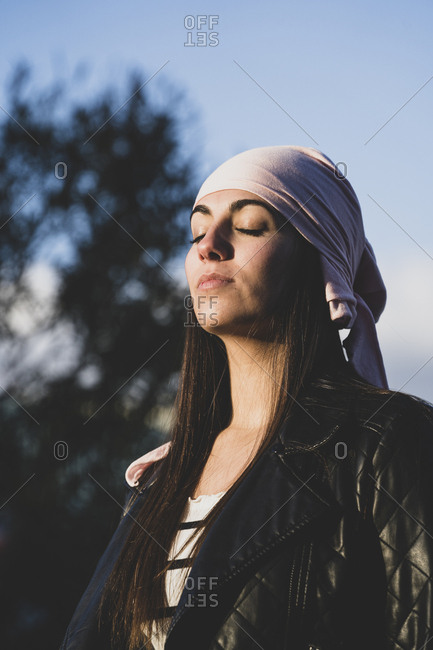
[277,378,349,452]
[165,383,346,646]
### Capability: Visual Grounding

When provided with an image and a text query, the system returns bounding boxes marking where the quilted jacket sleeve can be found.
[370,398,433,649]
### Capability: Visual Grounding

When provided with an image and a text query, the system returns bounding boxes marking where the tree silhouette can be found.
[0,63,197,649]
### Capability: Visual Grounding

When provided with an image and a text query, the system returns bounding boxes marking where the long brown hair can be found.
[98,218,388,648]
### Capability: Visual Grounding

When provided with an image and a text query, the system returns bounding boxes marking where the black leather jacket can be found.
[60,384,433,649]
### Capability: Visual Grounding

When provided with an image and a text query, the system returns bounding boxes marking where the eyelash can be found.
[189,228,265,244]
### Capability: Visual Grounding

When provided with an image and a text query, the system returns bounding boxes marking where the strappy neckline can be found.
[188,491,226,503]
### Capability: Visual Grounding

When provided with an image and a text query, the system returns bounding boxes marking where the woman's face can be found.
[184,189,299,337]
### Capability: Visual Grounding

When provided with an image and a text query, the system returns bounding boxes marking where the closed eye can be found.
[189,229,265,244]
[236,228,265,236]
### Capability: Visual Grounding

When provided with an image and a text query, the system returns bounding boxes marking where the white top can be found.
[149,491,226,650]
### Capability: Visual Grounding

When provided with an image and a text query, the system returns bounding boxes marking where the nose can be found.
[196,224,231,261]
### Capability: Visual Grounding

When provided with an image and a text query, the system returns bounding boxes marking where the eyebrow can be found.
[189,199,279,222]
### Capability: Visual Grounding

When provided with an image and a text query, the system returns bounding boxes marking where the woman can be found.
[60,146,433,650]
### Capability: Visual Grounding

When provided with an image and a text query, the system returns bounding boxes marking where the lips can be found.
[197,272,234,288]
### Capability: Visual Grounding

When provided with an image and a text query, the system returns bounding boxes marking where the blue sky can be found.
[1,0,433,400]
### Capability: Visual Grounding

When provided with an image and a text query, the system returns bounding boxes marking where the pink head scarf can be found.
[192,145,388,389]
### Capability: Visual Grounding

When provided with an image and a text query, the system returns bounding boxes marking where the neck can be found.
[220,333,286,436]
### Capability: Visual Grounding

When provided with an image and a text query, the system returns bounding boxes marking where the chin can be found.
[200,318,262,339]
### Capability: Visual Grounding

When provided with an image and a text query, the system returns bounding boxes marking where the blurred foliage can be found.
[0,63,197,649]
